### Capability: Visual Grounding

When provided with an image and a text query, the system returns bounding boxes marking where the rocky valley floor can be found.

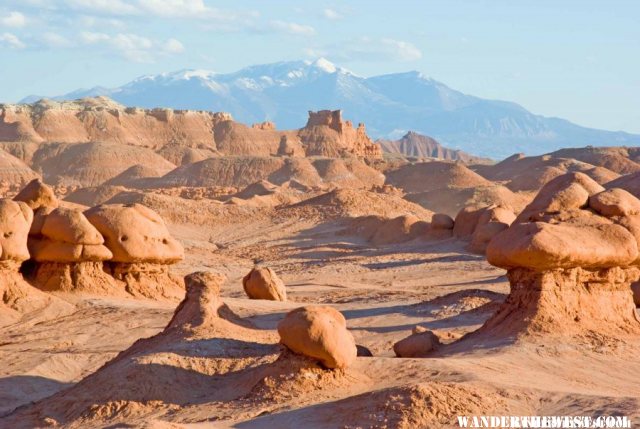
[1,209,639,428]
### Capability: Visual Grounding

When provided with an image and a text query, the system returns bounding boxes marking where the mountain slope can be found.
[20,59,640,159]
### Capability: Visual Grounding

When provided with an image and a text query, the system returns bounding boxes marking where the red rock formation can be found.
[252,121,276,131]
[480,172,640,339]
[1,98,382,161]
[298,110,382,158]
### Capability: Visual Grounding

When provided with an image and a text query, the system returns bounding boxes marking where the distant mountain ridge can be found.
[377,131,491,164]
[20,58,640,159]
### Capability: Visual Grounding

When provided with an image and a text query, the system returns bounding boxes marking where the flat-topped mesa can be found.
[84,203,185,300]
[298,109,383,158]
[483,172,640,338]
[27,207,118,294]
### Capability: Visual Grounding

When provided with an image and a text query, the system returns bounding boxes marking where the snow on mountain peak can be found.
[176,69,217,80]
[312,57,337,73]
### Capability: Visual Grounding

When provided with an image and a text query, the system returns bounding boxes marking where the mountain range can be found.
[21,58,640,159]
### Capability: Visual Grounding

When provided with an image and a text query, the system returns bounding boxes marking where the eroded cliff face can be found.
[298,110,382,158]
[0,98,382,160]
[0,97,228,151]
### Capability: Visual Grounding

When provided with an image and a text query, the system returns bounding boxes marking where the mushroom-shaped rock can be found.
[0,199,62,323]
[167,271,226,331]
[589,188,640,217]
[84,203,185,300]
[479,172,640,338]
[278,306,357,369]
[393,326,441,357]
[84,203,183,263]
[487,221,638,270]
[243,267,287,301]
[27,207,118,294]
[427,213,454,239]
[13,179,58,211]
[29,208,112,263]
[0,199,33,262]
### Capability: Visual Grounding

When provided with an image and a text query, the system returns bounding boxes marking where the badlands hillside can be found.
[0,97,639,428]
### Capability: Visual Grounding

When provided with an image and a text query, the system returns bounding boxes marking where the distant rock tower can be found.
[300,110,382,158]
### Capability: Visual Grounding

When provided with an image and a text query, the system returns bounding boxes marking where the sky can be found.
[0,0,638,133]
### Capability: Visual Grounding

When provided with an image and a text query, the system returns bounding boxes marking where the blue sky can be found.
[0,0,638,133]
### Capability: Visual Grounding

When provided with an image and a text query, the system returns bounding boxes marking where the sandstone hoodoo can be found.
[482,172,640,338]
[394,326,441,357]
[27,207,118,294]
[84,203,185,300]
[167,271,226,332]
[0,199,58,324]
[278,306,357,369]
[242,266,287,301]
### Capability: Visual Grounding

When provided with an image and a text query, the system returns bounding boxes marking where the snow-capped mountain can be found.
[21,58,640,159]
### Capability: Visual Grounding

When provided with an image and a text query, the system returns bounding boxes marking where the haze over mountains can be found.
[21,58,640,159]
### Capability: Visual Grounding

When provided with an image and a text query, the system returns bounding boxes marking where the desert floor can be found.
[1,214,639,428]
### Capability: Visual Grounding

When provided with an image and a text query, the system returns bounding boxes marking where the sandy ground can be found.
[1,213,639,428]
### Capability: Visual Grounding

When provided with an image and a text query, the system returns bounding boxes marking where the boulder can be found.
[431,213,454,230]
[516,172,604,223]
[589,188,640,217]
[468,206,515,254]
[84,203,184,263]
[13,178,58,211]
[243,267,287,301]
[0,199,33,262]
[278,306,357,369]
[453,206,484,238]
[427,213,454,239]
[393,326,441,357]
[29,208,112,263]
[487,221,638,270]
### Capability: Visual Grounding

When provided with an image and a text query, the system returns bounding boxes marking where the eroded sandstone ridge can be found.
[483,172,640,338]
[0,97,383,161]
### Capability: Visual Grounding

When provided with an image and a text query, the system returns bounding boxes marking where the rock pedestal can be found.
[483,173,640,338]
